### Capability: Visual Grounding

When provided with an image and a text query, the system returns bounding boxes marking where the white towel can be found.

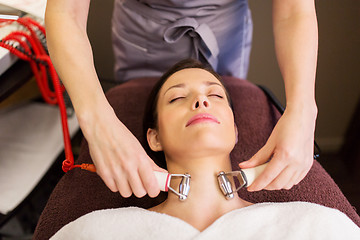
[51,202,360,240]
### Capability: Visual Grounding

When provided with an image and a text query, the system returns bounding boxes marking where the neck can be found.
[150,154,252,231]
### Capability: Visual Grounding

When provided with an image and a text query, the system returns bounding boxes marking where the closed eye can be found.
[169,97,185,103]
[209,94,224,99]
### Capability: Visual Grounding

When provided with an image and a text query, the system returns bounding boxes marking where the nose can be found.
[192,95,210,110]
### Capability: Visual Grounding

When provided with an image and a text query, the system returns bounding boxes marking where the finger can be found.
[110,161,133,197]
[114,172,133,198]
[239,143,273,169]
[98,169,118,192]
[283,172,301,190]
[247,156,285,191]
[264,166,295,190]
[149,160,168,173]
[127,169,147,198]
[139,163,161,198]
[297,157,314,184]
[89,148,118,192]
[100,171,118,192]
[115,155,145,198]
[294,169,308,185]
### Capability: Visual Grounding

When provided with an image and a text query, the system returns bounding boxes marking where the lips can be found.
[186,113,220,127]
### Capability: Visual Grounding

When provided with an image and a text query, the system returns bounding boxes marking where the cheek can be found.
[157,111,181,145]
[221,109,237,143]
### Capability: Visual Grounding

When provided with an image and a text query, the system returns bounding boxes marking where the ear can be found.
[147,128,163,152]
[234,124,239,144]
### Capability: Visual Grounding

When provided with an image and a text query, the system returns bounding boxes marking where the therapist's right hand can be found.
[79,102,166,198]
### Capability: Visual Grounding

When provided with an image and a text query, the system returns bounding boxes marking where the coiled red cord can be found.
[0,17,95,173]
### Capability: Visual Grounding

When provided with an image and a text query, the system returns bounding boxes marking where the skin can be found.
[147,68,252,231]
[45,0,164,198]
[45,0,317,197]
[239,0,318,191]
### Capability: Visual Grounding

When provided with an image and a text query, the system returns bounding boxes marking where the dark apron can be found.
[112,0,252,81]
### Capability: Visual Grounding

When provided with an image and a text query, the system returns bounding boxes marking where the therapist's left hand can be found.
[238,104,317,191]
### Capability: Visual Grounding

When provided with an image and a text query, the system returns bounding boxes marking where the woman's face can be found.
[147,68,237,160]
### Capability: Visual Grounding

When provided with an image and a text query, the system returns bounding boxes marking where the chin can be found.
[183,141,235,157]
[164,133,235,158]
[191,133,235,148]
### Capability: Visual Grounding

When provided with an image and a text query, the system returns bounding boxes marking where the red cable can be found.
[2,32,57,104]
[0,17,96,173]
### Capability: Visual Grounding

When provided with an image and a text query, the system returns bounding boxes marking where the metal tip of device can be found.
[168,173,191,201]
[217,170,246,200]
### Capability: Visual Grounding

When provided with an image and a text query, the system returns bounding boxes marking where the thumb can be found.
[239,144,273,169]
[149,159,168,173]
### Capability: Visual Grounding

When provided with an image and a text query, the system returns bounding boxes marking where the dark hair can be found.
[142,58,233,169]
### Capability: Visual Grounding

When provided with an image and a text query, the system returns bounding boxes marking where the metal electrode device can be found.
[217,163,268,199]
[154,172,191,201]
[154,163,268,200]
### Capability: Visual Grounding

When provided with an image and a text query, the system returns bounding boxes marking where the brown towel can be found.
[34,77,360,240]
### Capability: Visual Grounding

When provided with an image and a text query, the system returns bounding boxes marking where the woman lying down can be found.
[51,59,360,239]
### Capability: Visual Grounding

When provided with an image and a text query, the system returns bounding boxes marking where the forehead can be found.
[159,68,223,94]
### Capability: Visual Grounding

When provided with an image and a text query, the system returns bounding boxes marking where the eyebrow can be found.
[164,81,223,96]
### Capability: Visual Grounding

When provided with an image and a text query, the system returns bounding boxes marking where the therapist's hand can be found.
[238,104,317,191]
[79,102,166,198]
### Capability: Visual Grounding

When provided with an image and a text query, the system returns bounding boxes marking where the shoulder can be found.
[273,202,360,237]
[245,201,357,225]
[50,207,198,240]
[50,207,149,239]
[206,202,360,239]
